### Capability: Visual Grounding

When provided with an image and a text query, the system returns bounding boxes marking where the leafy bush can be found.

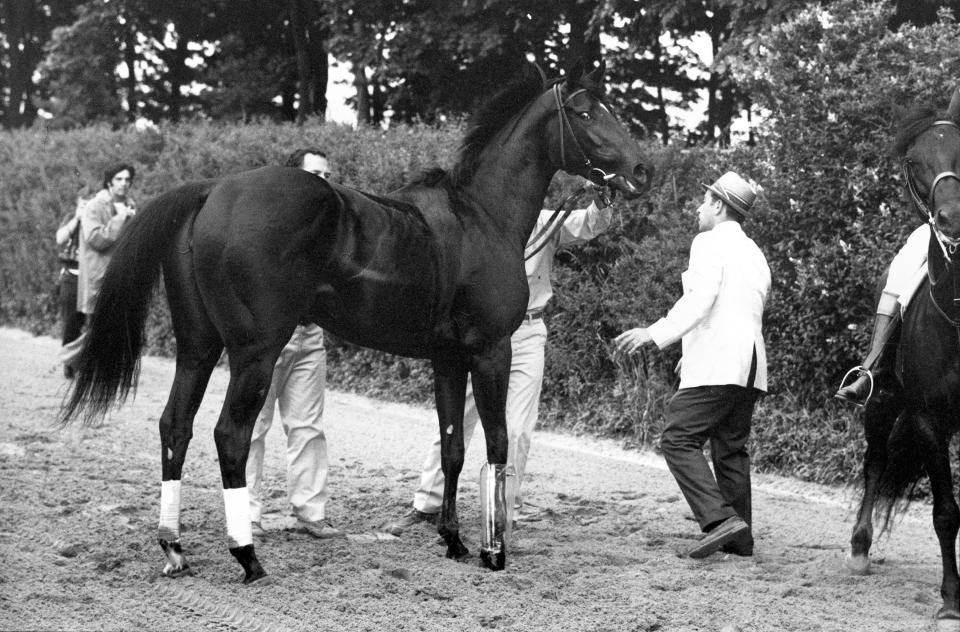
[6,2,960,489]
[732,0,960,408]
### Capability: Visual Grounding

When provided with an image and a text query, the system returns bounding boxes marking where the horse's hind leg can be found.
[848,389,902,574]
[431,352,470,561]
[158,343,222,577]
[157,255,224,578]
[214,345,287,585]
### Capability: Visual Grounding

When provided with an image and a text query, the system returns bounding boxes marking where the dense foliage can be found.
[5,1,960,487]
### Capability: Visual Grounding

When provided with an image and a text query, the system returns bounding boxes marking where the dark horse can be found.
[59,60,651,583]
[848,87,960,625]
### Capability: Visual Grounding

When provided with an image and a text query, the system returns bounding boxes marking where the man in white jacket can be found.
[615,171,770,559]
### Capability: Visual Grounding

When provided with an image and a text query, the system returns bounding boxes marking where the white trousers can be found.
[883,224,930,313]
[413,318,548,514]
[246,324,328,523]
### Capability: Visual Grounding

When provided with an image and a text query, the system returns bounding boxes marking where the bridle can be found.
[902,119,960,260]
[551,83,609,185]
[524,83,615,260]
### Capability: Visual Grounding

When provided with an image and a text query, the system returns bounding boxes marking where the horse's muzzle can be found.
[609,164,653,200]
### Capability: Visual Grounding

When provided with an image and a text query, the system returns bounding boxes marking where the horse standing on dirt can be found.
[59,60,652,583]
[848,87,960,627]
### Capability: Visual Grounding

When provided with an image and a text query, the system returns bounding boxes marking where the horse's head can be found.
[543,60,652,199]
[899,87,960,246]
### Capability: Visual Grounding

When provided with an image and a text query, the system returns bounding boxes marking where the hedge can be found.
[6,1,959,487]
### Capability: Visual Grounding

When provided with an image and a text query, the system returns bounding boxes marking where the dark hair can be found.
[725,207,746,224]
[102,163,135,189]
[284,148,327,168]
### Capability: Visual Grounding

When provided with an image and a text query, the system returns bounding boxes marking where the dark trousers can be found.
[59,271,85,346]
[659,385,760,532]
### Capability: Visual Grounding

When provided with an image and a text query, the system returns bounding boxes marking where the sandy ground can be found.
[0,327,950,631]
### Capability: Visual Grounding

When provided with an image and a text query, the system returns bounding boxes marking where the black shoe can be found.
[687,516,751,559]
[720,532,754,556]
[835,373,872,406]
[382,508,437,535]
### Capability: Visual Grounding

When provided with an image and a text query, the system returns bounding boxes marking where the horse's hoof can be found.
[445,543,471,561]
[161,562,194,578]
[242,570,271,586]
[844,552,870,575]
[443,533,470,561]
[480,548,506,571]
[936,606,960,620]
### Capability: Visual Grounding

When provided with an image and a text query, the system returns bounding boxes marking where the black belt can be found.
[524,309,543,323]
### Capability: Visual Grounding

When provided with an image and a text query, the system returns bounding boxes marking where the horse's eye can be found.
[577,111,591,121]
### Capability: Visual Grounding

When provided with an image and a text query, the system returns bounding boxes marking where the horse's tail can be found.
[874,411,925,533]
[59,180,216,426]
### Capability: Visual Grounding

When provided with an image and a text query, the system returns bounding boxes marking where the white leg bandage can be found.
[159,480,182,541]
[223,487,253,548]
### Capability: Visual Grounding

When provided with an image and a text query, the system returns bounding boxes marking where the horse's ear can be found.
[532,62,548,87]
[584,59,606,84]
[566,58,585,85]
[948,86,960,122]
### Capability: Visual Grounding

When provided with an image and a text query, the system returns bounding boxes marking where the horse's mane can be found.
[892,105,943,157]
[409,66,548,193]
[450,68,548,186]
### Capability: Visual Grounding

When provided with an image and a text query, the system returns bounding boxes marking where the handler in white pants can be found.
[836,223,930,405]
[246,323,332,530]
[412,317,548,514]
[246,148,340,538]
[389,189,613,530]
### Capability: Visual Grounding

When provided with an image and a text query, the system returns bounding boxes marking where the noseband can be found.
[902,120,960,257]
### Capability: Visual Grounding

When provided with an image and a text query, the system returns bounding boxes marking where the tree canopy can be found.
[1,0,956,142]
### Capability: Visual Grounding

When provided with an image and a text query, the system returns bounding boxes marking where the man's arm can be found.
[556,200,613,246]
[645,234,723,349]
[81,195,132,252]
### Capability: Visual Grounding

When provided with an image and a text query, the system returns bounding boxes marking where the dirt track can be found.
[0,327,949,631]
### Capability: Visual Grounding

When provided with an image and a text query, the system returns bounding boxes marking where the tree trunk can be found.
[354,63,370,125]
[312,39,328,122]
[289,0,313,125]
[123,26,138,121]
[3,0,36,128]
[166,36,188,123]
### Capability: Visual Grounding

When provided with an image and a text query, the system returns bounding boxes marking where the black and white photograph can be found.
[2,1,960,630]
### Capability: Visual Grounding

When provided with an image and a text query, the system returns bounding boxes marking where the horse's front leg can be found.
[213,355,277,585]
[431,352,470,560]
[916,412,960,621]
[848,390,902,574]
[470,338,511,571]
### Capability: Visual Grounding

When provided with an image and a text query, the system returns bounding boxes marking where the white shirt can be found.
[647,221,771,391]
[884,223,929,298]
[523,202,612,311]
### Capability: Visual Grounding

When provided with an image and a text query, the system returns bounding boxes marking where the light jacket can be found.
[647,221,770,391]
[78,189,135,314]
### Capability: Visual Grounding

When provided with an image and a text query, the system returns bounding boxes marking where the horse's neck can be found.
[463,102,557,249]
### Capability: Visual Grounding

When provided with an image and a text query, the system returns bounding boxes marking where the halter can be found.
[522,84,615,260]
[902,120,960,260]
